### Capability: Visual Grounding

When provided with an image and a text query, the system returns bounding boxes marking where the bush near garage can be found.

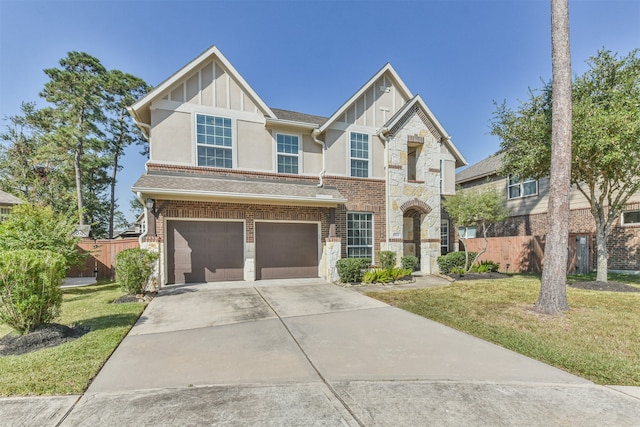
[437,251,478,275]
[336,258,371,283]
[0,250,65,335]
[115,248,159,295]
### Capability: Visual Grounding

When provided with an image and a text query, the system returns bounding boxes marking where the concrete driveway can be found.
[7,279,640,426]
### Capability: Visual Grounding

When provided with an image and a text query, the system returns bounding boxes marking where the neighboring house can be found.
[0,189,22,222]
[128,46,466,285]
[455,153,640,273]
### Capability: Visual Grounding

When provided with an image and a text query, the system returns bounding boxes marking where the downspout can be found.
[377,127,390,247]
[137,192,149,246]
[311,128,326,187]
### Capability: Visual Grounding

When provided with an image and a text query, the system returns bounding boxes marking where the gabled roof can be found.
[456,152,504,183]
[128,46,275,133]
[318,63,413,134]
[0,190,22,205]
[382,95,467,168]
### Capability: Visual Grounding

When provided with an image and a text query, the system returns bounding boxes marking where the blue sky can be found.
[1,0,638,222]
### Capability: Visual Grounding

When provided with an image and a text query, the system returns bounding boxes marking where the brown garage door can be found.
[167,220,244,284]
[255,222,318,280]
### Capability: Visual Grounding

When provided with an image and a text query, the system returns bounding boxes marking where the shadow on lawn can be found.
[80,313,142,331]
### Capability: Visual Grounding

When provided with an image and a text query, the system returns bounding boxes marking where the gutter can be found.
[377,127,390,247]
[311,128,326,188]
[136,191,149,246]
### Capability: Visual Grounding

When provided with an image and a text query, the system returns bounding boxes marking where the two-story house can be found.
[129,46,466,285]
[456,153,640,274]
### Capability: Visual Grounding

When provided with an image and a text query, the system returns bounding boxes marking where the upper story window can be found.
[350,132,369,178]
[276,134,299,174]
[621,210,640,226]
[196,114,232,168]
[508,175,538,199]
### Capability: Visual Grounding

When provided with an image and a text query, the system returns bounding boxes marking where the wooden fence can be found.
[463,234,591,274]
[67,238,140,279]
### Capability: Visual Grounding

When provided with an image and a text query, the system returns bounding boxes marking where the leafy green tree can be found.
[492,48,640,284]
[443,188,510,272]
[0,203,82,269]
[103,70,150,238]
[39,52,108,226]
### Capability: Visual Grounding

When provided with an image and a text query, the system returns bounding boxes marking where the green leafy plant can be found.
[401,255,419,271]
[437,251,478,275]
[0,250,65,334]
[472,260,500,273]
[362,267,413,284]
[377,251,396,269]
[336,258,371,283]
[115,248,158,295]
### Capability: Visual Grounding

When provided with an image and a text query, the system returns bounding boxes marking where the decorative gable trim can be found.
[128,46,275,135]
[317,63,413,134]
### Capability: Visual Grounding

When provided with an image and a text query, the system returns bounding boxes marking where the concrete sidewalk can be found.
[3,279,640,426]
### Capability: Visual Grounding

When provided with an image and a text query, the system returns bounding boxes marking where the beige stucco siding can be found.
[150,109,192,164]
[302,134,322,175]
[324,129,346,176]
[237,120,272,170]
[323,128,384,179]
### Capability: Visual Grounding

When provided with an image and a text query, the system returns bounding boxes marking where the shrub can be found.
[437,251,478,275]
[472,260,501,273]
[0,250,65,334]
[336,258,371,283]
[401,255,419,271]
[115,248,159,295]
[377,251,397,269]
[362,267,413,284]
[0,204,83,269]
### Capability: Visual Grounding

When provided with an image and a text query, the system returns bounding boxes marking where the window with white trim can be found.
[441,219,449,254]
[621,210,640,225]
[347,212,373,259]
[276,134,299,174]
[350,132,369,178]
[458,226,476,239]
[508,175,538,199]
[196,114,232,168]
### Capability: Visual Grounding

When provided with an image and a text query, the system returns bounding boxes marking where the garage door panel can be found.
[256,222,318,280]
[168,221,244,284]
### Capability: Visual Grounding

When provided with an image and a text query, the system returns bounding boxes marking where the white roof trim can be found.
[129,45,275,119]
[318,63,413,133]
[133,187,347,206]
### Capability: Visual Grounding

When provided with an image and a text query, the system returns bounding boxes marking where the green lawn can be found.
[368,275,640,386]
[0,283,145,396]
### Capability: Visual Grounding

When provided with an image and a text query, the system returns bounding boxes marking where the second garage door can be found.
[167,220,244,284]
[255,222,319,280]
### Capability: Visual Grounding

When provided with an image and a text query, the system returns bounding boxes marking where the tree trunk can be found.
[535,0,572,314]
[595,218,608,282]
[74,144,84,226]
[108,146,120,239]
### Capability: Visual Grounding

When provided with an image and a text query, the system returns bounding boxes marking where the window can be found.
[276,134,299,174]
[621,210,640,225]
[350,132,369,177]
[441,219,449,254]
[196,114,232,168]
[0,207,10,222]
[508,175,538,199]
[347,212,373,258]
[458,226,476,239]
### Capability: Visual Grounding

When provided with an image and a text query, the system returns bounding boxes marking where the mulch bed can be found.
[112,291,157,304]
[0,323,90,356]
[448,272,510,281]
[568,281,640,293]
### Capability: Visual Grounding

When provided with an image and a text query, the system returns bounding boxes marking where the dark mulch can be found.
[449,272,510,281]
[568,281,640,293]
[0,323,90,356]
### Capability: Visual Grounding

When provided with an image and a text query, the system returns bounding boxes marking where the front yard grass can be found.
[368,275,640,386]
[0,283,145,396]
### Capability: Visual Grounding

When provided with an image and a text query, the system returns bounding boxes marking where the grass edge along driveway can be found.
[0,283,145,396]
[368,275,640,386]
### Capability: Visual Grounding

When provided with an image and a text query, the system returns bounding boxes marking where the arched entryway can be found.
[400,199,432,271]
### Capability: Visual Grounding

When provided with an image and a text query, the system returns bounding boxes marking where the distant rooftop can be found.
[0,189,23,205]
[270,108,328,126]
[456,152,504,183]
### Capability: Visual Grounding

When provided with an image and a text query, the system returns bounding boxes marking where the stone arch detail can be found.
[400,198,432,215]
